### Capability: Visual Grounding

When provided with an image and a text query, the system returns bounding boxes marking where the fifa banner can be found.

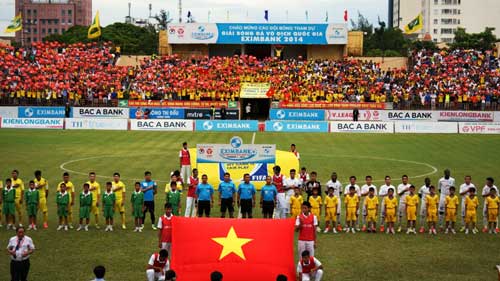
[330,122,394,133]
[129,107,185,119]
[459,123,500,134]
[18,106,67,118]
[72,107,129,118]
[326,110,383,121]
[0,107,18,118]
[1,118,64,129]
[394,122,457,134]
[65,118,128,130]
[130,119,194,131]
[381,110,437,122]
[196,137,280,189]
[196,120,259,132]
[168,23,348,45]
[269,109,325,121]
[265,121,329,132]
[437,111,495,122]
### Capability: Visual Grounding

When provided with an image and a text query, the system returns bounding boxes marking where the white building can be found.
[391,0,500,43]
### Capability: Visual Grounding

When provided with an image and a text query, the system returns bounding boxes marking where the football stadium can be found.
[1,0,500,281]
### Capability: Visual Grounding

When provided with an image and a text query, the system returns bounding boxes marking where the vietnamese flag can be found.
[266,87,275,98]
[171,217,296,281]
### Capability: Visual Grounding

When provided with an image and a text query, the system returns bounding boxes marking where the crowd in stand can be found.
[1,41,499,110]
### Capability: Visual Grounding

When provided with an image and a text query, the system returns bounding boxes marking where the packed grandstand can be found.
[0,41,499,110]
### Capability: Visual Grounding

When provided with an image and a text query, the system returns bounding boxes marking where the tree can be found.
[350,11,373,36]
[44,23,159,55]
[452,27,497,51]
[154,9,173,30]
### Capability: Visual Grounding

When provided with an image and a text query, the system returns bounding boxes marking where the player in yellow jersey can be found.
[425,185,439,235]
[445,186,459,234]
[344,185,359,233]
[486,188,500,234]
[289,186,303,218]
[112,172,127,229]
[364,187,379,233]
[384,188,398,234]
[308,188,322,232]
[57,172,75,228]
[323,187,338,233]
[405,185,419,234]
[34,170,49,228]
[11,170,25,227]
[87,172,101,229]
[465,187,479,235]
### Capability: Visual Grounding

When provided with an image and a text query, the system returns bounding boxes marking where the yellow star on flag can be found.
[211,226,253,260]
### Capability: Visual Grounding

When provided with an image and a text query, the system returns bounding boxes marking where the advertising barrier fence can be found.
[329,122,394,133]
[65,118,128,130]
[72,107,129,118]
[127,100,231,108]
[1,118,64,129]
[129,107,185,119]
[130,119,194,131]
[458,123,500,134]
[265,121,329,133]
[184,109,239,120]
[394,122,457,134]
[0,107,18,118]
[326,110,383,121]
[18,106,67,118]
[269,109,325,121]
[195,120,259,132]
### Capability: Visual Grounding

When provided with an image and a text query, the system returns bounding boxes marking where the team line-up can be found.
[1,166,499,236]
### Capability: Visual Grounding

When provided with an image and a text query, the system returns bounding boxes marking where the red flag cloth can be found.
[171,217,296,281]
[266,87,275,97]
[344,9,348,22]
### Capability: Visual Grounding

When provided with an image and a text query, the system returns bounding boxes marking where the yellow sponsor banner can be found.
[191,149,299,190]
[239,83,271,99]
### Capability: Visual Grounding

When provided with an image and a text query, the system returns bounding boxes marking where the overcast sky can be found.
[0,0,387,37]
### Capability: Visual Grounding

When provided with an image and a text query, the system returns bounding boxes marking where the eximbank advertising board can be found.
[168,23,347,45]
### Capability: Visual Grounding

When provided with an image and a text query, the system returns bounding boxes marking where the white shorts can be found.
[438,197,446,213]
[298,240,315,258]
[301,269,324,281]
[147,269,165,281]
[277,193,288,210]
[420,206,427,217]
[461,198,466,217]
[180,165,191,183]
[379,200,385,218]
[398,202,406,217]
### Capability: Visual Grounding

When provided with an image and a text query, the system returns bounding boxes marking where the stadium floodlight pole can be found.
[178,0,182,23]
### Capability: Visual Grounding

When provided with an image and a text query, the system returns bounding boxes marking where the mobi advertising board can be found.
[168,23,347,45]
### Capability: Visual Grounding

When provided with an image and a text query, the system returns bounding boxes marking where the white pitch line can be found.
[303,154,438,182]
[251,132,256,144]
[59,155,172,183]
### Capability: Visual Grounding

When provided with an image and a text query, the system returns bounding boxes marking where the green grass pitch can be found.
[0,129,500,281]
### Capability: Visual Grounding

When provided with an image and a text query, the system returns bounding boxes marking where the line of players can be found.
[276,167,500,235]
[0,170,128,231]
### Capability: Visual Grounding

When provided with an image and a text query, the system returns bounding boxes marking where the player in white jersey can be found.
[344,176,360,231]
[459,175,475,232]
[325,172,342,229]
[285,169,303,216]
[481,177,498,233]
[418,177,432,233]
[378,175,395,232]
[397,175,411,232]
[437,169,455,229]
[360,176,377,232]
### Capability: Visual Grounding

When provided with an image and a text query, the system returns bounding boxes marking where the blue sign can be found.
[18,106,67,118]
[129,108,184,119]
[168,23,348,45]
[196,120,259,132]
[269,109,325,121]
[265,121,329,133]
